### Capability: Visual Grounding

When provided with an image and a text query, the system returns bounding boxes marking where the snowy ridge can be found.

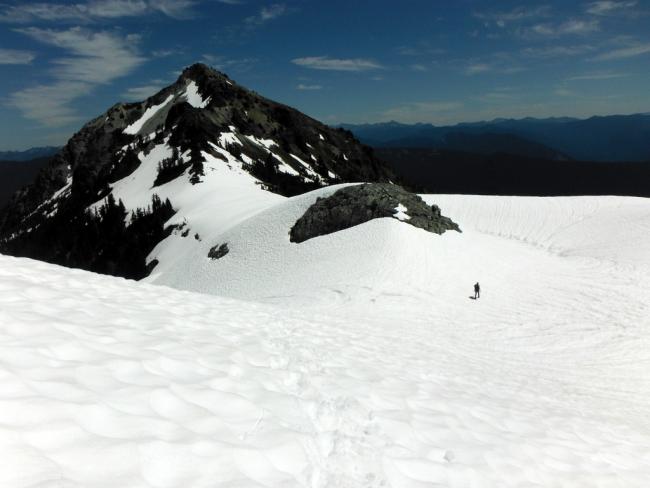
[2,191,650,487]
[89,138,282,275]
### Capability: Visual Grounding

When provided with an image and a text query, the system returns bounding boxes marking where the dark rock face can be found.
[289,184,460,243]
[208,243,229,259]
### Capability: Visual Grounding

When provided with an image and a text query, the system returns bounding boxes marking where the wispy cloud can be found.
[201,54,257,72]
[586,1,637,15]
[152,48,183,58]
[245,3,287,25]
[463,59,525,76]
[8,27,145,126]
[521,44,596,58]
[476,90,518,103]
[474,5,552,27]
[379,101,463,124]
[394,43,445,57]
[567,71,629,80]
[292,56,383,72]
[0,48,35,64]
[296,84,322,90]
[593,42,650,60]
[554,87,574,96]
[410,64,429,72]
[0,0,197,23]
[465,63,491,75]
[122,83,166,100]
[524,19,600,37]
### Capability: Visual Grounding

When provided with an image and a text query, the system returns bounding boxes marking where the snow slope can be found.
[2,193,650,487]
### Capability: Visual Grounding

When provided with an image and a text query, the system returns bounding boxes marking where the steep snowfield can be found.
[91,139,283,276]
[2,193,650,487]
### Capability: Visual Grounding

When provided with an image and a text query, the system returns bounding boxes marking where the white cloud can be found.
[0,48,35,64]
[593,42,650,60]
[9,81,91,126]
[410,64,429,72]
[567,71,628,80]
[15,27,144,83]
[526,19,600,37]
[586,1,637,15]
[122,84,166,100]
[477,91,517,103]
[201,54,257,72]
[8,27,145,126]
[521,44,595,58]
[0,0,196,23]
[465,63,491,75]
[474,6,552,26]
[379,101,463,124]
[292,56,383,72]
[554,87,574,96]
[296,84,322,90]
[245,3,287,25]
[152,48,181,58]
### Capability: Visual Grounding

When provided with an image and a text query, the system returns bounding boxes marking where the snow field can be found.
[2,190,650,486]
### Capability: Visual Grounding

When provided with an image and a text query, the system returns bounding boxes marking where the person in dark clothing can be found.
[474,282,480,299]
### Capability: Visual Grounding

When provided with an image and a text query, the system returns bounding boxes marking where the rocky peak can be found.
[0,65,396,280]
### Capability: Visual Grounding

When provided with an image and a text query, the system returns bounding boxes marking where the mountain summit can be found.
[0,63,394,278]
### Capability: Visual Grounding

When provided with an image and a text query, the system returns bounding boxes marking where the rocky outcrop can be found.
[208,243,229,260]
[289,184,460,243]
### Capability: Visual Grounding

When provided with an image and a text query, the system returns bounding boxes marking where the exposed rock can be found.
[208,243,229,259]
[289,183,460,243]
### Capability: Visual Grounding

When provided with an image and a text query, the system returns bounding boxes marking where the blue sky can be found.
[1,0,649,150]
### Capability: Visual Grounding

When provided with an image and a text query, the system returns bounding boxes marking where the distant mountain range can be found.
[376,147,650,197]
[0,146,60,161]
[342,114,650,162]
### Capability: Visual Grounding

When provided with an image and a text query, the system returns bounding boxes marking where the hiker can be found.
[474,282,480,299]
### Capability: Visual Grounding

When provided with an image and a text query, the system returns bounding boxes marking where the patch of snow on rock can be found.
[245,135,277,150]
[183,80,209,109]
[123,95,174,135]
[394,203,411,221]
[218,132,242,147]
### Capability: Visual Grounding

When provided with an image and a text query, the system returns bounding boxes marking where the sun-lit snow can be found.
[393,203,410,221]
[3,191,650,487]
[123,94,174,135]
[290,153,321,181]
[183,80,210,109]
[217,131,242,147]
[89,139,282,276]
[245,135,277,150]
